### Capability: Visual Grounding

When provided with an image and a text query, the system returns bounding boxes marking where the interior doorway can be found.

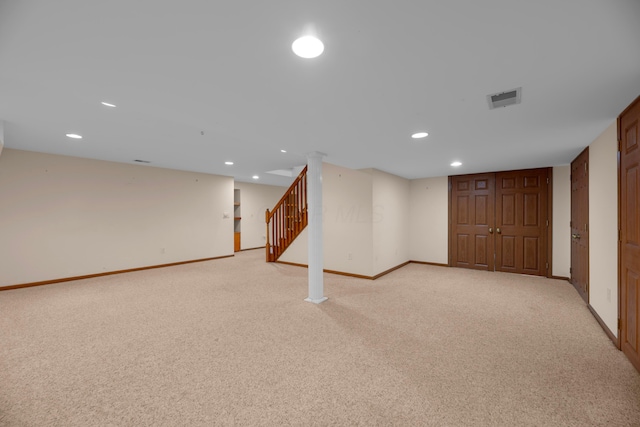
[570,148,589,303]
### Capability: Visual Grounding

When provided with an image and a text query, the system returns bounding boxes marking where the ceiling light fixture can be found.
[281,149,287,153]
[451,161,462,167]
[66,133,82,139]
[411,132,428,139]
[252,175,259,180]
[101,102,116,107]
[225,161,234,165]
[292,36,324,58]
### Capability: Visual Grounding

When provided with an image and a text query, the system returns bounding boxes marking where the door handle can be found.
[572,233,581,239]
[496,227,501,234]
[489,227,493,234]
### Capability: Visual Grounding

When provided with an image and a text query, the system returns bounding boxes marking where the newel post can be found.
[265,209,271,262]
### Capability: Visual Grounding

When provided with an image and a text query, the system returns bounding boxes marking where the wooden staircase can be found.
[265,166,307,262]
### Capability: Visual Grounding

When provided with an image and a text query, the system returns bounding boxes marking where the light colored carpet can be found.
[1,249,639,426]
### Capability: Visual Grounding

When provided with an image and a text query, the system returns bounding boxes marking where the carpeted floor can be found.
[1,249,639,426]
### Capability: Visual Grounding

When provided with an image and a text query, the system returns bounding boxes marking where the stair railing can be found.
[265,166,308,262]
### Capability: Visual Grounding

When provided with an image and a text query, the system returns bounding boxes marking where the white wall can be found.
[408,176,449,264]
[234,182,286,250]
[0,149,234,287]
[323,163,374,276]
[279,162,375,277]
[278,227,308,266]
[552,165,571,278]
[368,169,410,275]
[588,121,618,335]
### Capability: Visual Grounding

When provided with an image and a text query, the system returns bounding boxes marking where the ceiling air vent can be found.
[487,87,522,109]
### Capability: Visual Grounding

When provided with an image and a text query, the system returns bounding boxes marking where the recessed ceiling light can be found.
[101,102,116,107]
[411,132,428,139]
[451,161,462,167]
[252,175,259,180]
[225,161,234,165]
[281,149,287,153]
[292,36,324,58]
[66,133,82,139]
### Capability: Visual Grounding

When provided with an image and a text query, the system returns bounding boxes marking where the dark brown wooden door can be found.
[571,148,589,303]
[450,174,495,270]
[450,168,550,276]
[619,96,640,372]
[495,169,549,276]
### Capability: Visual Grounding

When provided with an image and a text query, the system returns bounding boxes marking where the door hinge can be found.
[585,223,588,232]
[584,162,588,172]
[546,177,549,184]
[545,262,549,270]
[546,219,549,227]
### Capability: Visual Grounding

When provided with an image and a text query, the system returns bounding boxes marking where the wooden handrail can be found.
[265,166,308,262]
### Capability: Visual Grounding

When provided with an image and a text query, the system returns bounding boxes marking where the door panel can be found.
[457,234,469,264]
[476,195,488,224]
[500,236,516,268]
[501,193,516,225]
[625,270,638,352]
[620,97,640,372]
[524,237,539,270]
[571,148,589,303]
[625,162,637,245]
[450,174,495,270]
[457,195,469,224]
[524,193,539,226]
[495,169,549,276]
[475,235,488,266]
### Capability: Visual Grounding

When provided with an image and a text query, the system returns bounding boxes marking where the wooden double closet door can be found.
[450,168,550,276]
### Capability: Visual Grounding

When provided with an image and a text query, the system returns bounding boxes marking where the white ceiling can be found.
[1,0,639,187]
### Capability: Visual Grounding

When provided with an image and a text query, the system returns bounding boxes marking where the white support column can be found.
[305,151,327,304]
